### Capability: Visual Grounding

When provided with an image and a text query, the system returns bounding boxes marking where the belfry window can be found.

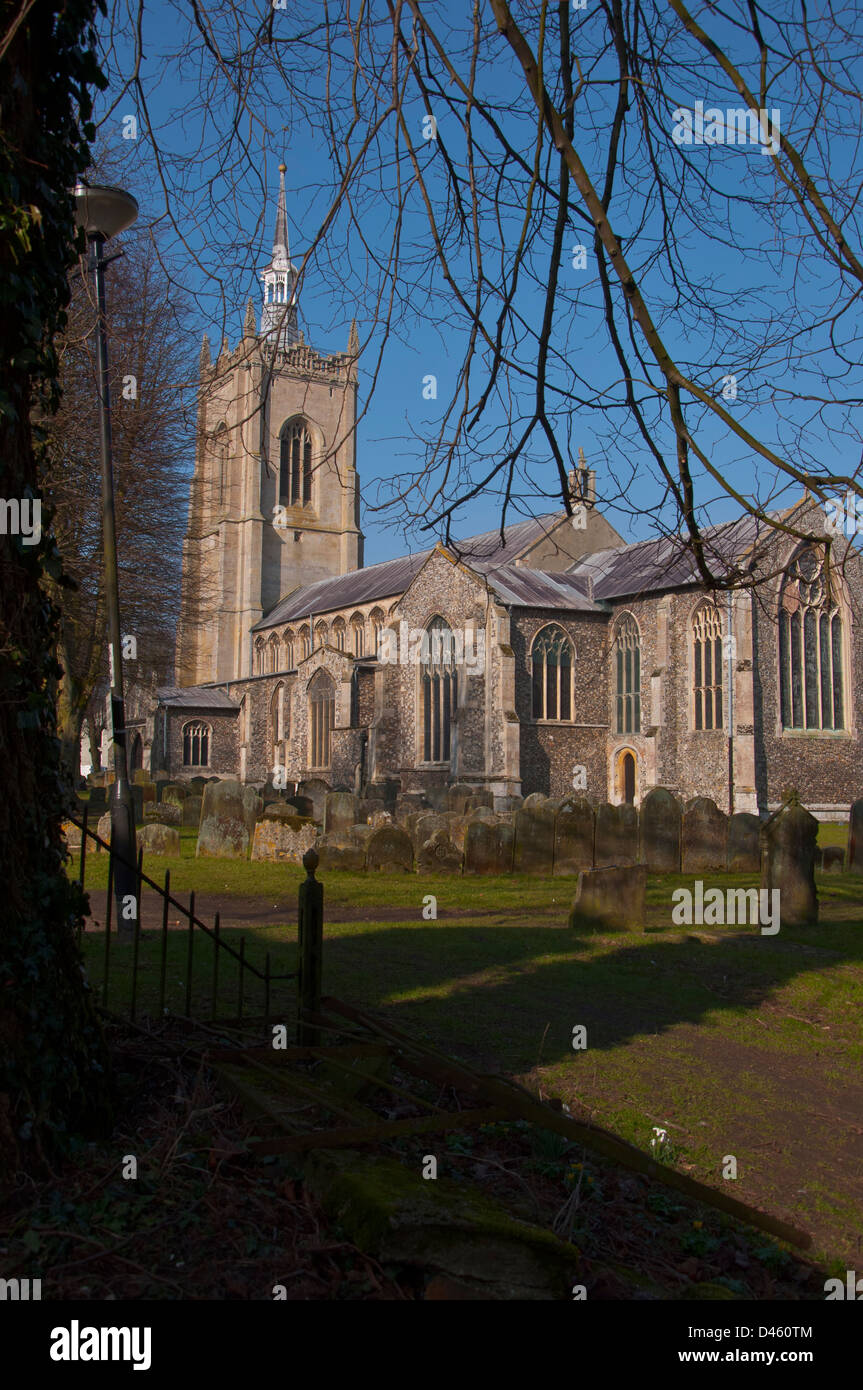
[779,548,845,730]
[279,421,313,507]
[421,617,457,763]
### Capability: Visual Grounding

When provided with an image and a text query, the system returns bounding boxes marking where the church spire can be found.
[260,161,299,347]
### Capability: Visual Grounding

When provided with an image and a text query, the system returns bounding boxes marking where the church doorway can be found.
[616,748,637,805]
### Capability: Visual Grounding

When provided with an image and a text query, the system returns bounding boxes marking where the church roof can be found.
[254,511,578,629]
[155,684,239,710]
[565,509,790,600]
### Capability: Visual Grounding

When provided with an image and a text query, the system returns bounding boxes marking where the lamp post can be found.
[71,181,139,934]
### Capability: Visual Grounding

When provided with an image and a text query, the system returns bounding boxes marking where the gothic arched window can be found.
[182,721,210,767]
[351,613,365,657]
[692,604,723,730]
[308,670,334,769]
[254,637,266,676]
[299,625,310,661]
[270,681,287,752]
[315,621,328,650]
[279,420,313,507]
[283,630,295,669]
[421,616,457,763]
[779,548,845,730]
[531,624,573,721]
[370,608,384,659]
[332,617,346,651]
[613,614,641,734]
[268,634,281,673]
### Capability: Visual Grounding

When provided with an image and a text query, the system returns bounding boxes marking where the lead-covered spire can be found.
[260,162,299,346]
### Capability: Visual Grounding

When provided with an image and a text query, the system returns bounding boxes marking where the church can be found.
[149,169,863,819]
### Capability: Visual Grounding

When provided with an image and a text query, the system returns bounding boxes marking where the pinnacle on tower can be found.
[200,332,211,370]
[348,318,359,355]
[260,160,300,346]
[243,297,257,338]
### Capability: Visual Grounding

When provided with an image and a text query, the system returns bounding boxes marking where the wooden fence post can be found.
[297,848,323,1047]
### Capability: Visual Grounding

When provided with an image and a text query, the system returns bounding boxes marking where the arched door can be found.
[623,752,636,805]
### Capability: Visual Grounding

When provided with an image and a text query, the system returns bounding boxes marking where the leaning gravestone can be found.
[139,823,181,856]
[594,803,638,868]
[553,799,594,875]
[182,795,203,829]
[251,819,317,863]
[569,865,647,931]
[513,804,555,874]
[366,825,414,873]
[465,818,514,874]
[197,779,252,859]
[727,813,761,872]
[681,797,728,874]
[324,791,361,835]
[761,801,818,927]
[638,788,681,873]
[848,798,863,875]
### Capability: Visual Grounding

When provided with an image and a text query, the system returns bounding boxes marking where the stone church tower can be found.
[176,165,364,686]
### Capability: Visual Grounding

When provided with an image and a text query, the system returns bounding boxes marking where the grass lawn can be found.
[75,823,863,1270]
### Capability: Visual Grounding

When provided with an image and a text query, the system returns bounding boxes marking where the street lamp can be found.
[71,180,139,934]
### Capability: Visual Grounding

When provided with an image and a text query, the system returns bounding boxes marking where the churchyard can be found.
[69,798,863,1274]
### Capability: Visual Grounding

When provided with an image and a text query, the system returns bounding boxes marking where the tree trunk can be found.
[0,0,112,1183]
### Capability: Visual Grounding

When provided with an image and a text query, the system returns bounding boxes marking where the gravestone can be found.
[638,788,681,873]
[848,799,863,874]
[132,769,150,786]
[413,813,448,850]
[446,783,475,815]
[139,782,156,804]
[182,795,203,829]
[366,825,414,873]
[521,792,547,809]
[554,799,594,875]
[326,795,361,834]
[251,819,317,863]
[162,783,187,805]
[145,801,182,827]
[97,812,112,844]
[513,804,555,874]
[594,803,638,868]
[760,801,818,927]
[569,865,647,931]
[62,820,82,850]
[139,823,181,856]
[368,809,393,829]
[681,797,728,874]
[316,836,366,872]
[131,785,144,825]
[417,829,463,874]
[820,845,845,874]
[465,819,514,874]
[727,813,761,872]
[298,778,330,823]
[242,786,264,839]
[197,779,251,859]
[465,791,494,812]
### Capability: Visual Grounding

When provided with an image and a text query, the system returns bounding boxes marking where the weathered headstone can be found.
[197,779,251,859]
[316,836,367,872]
[727,813,761,872]
[97,812,112,843]
[145,801,182,826]
[820,845,845,874]
[132,769,150,786]
[513,804,555,874]
[465,791,494,812]
[366,825,414,873]
[638,788,681,873]
[413,813,449,850]
[368,809,393,828]
[446,783,475,815]
[62,820,83,850]
[298,778,330,822]
[681,797,728,874]
[569,865,647,931]
[251,819,317,863]
[521,792,547,809]
[760,801,818,927]
[417,829,463,874]
[242,786,263,839]
[465,819,514,874]
[162,783,188,806]
[182,795,203,829]
[594,803,638,868]
[139,823,181,856]
[554,799,595,875]
[848,799,863,875]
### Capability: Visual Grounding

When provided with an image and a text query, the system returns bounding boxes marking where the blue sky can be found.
[93,0,863,567]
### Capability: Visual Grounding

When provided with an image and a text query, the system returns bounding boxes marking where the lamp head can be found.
[71,181,138,240]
